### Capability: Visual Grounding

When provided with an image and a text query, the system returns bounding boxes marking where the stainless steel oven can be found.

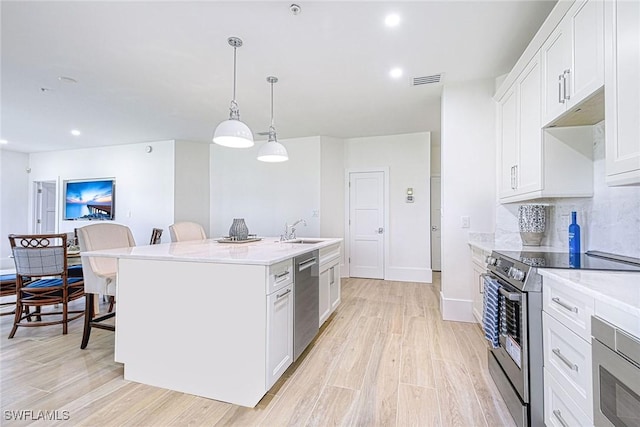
[592,316,640,427]
[485,251,543,427]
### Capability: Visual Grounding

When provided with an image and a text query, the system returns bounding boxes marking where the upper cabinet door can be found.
[541,0,604,126]
[569,0,604,107]
[517,55,543,196]
[541,24,571,125]
[604,0,640,185]
[498,86,518,199]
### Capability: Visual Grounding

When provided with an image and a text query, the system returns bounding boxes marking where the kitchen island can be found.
[81,237,342,407]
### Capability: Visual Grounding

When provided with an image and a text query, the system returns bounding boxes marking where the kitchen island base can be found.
[115,258,273,408]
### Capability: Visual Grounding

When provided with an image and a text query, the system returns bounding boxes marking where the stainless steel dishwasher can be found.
[293,250,319,361]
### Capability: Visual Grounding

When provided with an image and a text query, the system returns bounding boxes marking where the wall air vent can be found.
[411,73,443,86]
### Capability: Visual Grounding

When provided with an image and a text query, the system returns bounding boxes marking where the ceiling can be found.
[1,1,556,153]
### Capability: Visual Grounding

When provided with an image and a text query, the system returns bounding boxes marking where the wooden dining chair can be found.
[7,233,85,338]
[169,221,207,242]
[0,274,18,316]
[77,223,136,349]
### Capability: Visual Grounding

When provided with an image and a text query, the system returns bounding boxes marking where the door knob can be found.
[377,227,384,234]
[431,226,438,231]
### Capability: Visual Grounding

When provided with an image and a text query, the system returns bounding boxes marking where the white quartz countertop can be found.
[468,241,565,253]
[81,237,342,266]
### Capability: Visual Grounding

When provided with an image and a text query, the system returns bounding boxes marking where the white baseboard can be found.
[385,266,432,283]
[440,292,476,323]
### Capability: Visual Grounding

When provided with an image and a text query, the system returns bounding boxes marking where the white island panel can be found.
[115,258,267,407]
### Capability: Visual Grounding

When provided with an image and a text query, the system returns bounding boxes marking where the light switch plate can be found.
[461,216,470,228]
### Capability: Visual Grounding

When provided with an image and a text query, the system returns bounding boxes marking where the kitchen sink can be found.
[284,238,326,244]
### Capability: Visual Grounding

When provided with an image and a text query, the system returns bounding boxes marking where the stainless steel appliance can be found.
[485,250,640,427]
[485,251,544,427]
[293,250,319,361]
[592,316,640,427]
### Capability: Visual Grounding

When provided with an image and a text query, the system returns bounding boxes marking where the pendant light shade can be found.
[213,37,254,148]
[257,76,288,162]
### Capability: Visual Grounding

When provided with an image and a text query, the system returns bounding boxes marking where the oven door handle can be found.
[498,287,521,302]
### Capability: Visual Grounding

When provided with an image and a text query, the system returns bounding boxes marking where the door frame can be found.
[343,167,390,279]
[430,176,441,272]
[33,180,58,234]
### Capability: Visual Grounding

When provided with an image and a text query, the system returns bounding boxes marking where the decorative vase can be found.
[229,218,249,240]
[518,204,548,246]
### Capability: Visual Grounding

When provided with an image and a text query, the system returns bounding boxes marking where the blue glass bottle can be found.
[568,211,581,254]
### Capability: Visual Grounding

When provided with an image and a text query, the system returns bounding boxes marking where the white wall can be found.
[441,79,497,322]
[27,140,177,245]
[346,132,431,282]
[210,137,322,238]
[320,136,346,239]
[174,140,211,235]
[0,150,30,270]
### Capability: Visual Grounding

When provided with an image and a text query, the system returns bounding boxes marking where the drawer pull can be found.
[552,409,569,427]
[274,271,290,281]
[552,348,578,372]
[276,289,291,299]
[552,297,578,313]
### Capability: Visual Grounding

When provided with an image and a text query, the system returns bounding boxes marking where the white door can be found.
[349,171,384,279]
[34,181,56,234]
[430,177,441,272]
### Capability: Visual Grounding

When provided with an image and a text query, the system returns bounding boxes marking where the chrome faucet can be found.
[281,219,307,241]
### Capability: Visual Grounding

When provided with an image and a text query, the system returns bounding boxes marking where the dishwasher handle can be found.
[298,257,317,271]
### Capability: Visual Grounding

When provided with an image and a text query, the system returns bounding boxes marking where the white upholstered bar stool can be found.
[169,221,207,242]
[77,223,136,349]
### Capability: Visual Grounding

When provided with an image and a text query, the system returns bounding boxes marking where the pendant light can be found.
[257,76,289,162]
[213,37,254,148]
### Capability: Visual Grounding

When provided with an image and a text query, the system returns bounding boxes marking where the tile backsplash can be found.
[495,121,640,259]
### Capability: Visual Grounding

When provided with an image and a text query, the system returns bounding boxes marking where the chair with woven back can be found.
[77,223,136,349]
[7,233,85,338]
[169,221,207,242]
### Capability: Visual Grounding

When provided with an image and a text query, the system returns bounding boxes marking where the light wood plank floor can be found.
[0,275,515,426]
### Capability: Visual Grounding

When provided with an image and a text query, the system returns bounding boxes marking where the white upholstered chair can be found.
[169,222,207,242]
[77,223,136,349]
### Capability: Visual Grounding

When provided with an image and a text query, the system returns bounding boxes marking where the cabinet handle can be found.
[552,409,569,427]
[551,297,578,313]
[276,288,291,299]
[330,266,335,285]
[513,165,518,189]
[563,69,571,100]
[552,348,579,372]
[274,271,290,282]
[558,74,565,104]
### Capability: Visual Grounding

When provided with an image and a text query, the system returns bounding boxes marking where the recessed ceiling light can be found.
[390,68,403,79]
[0,139,8,145]
[58,76,78,84]
[71,129,81,136]
[385,14,401,27]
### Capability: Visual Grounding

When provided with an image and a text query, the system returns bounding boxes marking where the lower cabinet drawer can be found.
[544,369,593,427]
[266,259,293,293]
[543,312,593,417]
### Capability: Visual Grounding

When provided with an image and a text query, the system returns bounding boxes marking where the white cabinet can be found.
[266,258,294,390]
[266,283,294,389]
[329,262,340,312]
[541,0,604,126]
[604,0,640,185]
[498,53,593,203]
[319,243,341,326]
[543,274,595,426]
[469,245,490,324]
[498,54,542,200]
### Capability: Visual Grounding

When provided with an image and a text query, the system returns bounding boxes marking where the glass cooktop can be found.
[494,250,640,272]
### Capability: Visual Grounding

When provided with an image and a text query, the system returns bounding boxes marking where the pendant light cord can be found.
[270,80,275,128]
[232,46,237,103]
